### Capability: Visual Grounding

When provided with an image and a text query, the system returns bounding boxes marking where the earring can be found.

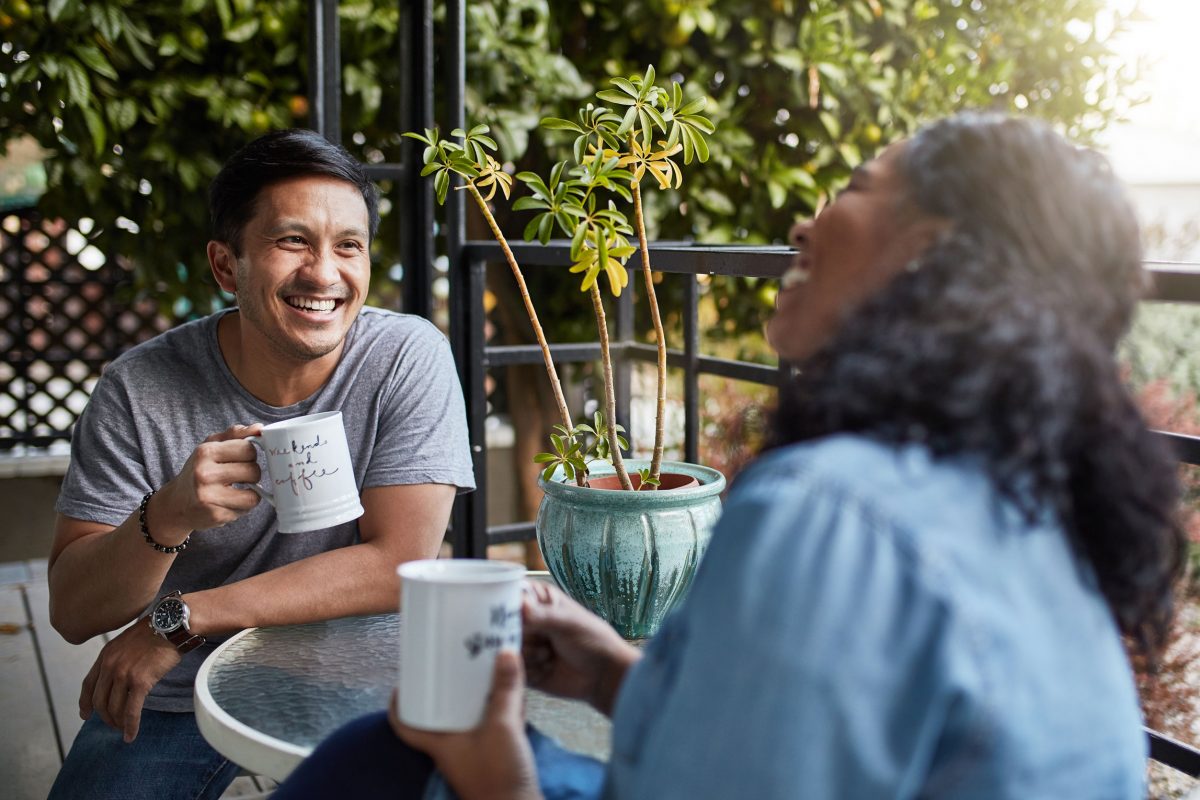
[904,258,921,273]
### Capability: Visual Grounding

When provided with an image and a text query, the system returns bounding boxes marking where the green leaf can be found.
[533,453,556,463]
[81,106,105,156]
[570,223,587,260]
[819,111,841,139]
[767,181,787,210]
[541,117,582,132]
[522,216,541,242]
[225,18,261,43]
[681,114,716,134]
[48,0,71,22]
[106,98,138,131]
[274,43,298,67]
[9,62,35,86]
[611,77,638,97]
[62,58,91,106]
[435,169,449,204]
[94,5,120,42]
[512,197,545,212]
[542,464,557,482]
[214,0,233,29]
[123,27,155,69]
[178,159,200,190]
[75,45,119,80]
[158,34,181,58]
[596,89,636,106]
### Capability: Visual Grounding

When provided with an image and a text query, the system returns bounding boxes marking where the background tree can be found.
[0,0,1138,509]
[1,0,1137,314]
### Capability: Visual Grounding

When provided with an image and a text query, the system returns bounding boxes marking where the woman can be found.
[275,113,1184,799]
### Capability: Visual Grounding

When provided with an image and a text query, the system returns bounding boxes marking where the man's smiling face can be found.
[221,174,371,364]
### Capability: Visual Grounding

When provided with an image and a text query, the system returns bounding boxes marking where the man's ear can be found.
[208,241,238,293]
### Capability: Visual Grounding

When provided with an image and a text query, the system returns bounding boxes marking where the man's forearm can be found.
[185,536,432,635]
[52,482,453,643]
[49,513,179,643]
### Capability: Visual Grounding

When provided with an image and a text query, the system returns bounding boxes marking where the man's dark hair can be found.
[209,128,380,253]
[770,113,1184,662]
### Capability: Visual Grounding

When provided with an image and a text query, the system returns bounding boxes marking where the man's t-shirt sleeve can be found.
[55,365,149,527]
[361,322,475,493]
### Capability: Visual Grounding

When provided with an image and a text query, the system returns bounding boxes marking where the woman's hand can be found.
[522,579,641,716]
[392,651,542,800]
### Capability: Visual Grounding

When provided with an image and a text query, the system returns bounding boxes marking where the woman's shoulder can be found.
[735,434,990,514]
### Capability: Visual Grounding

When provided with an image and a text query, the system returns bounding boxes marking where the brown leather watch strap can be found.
[165,626,206,654]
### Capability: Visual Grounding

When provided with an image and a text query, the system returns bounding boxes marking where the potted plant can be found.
[407,66,725,638]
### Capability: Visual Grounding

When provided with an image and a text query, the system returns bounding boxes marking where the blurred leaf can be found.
[48,0,72,22]
[224,18,260,43]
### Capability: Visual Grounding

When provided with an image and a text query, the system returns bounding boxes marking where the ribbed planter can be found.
[536,459,725,639]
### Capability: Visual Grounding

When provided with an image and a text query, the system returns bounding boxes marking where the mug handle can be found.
[245,436,276,508]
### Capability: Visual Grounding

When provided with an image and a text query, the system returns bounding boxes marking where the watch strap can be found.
[165,626,206,654]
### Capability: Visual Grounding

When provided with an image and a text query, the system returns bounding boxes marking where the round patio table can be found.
[195,606,612,782]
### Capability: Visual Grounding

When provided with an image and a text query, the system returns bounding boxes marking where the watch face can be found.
[152,598,185,633]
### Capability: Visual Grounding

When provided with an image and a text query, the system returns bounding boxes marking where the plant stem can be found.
[590,283,633,490]
[631,180,666,482]
[466,183,585,487]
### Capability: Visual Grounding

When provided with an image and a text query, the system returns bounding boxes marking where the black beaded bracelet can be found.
[139,489,189,554]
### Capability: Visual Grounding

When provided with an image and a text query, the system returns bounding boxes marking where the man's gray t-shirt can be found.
[56,306,475,711]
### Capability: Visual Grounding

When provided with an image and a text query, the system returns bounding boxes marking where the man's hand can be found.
[521,580,641,716]
[392,651,542,800]
[79,620,182,743]
[154,424,264,538]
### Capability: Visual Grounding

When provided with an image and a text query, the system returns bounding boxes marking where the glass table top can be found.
[205,612,612,761]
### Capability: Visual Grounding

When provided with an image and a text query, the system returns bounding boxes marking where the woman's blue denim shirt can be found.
[605,435,1146,799]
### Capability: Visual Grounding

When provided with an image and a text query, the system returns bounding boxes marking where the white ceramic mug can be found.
[397,559,526,731]
[246,411,365,533]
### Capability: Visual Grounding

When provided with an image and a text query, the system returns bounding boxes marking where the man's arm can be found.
[50,477,453,642]
[185,482,454,633]
[69,479,455,743]
[48,425,264,644]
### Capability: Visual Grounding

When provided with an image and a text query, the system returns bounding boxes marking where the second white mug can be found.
[397,559,526,731]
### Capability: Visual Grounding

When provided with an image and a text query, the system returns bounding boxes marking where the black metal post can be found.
[306,0,341,143]
[444,0,486,558]
[683,274,699,465]
[398,0,435,319]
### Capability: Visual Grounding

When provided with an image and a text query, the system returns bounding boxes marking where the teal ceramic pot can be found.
[536,459,725,639]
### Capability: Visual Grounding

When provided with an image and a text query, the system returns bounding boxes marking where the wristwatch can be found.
[147,591,207,654]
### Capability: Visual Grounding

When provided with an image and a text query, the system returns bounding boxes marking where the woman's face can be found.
[767,142,946,361]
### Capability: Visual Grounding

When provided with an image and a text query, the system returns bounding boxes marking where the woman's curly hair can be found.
[770,113,1185,659]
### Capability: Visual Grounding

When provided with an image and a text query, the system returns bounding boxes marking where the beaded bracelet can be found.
[139,489,190,554]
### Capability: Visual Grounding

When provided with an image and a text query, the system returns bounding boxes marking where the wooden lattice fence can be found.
[0,208,176,450]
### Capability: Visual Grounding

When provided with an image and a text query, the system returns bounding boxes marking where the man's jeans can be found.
[48,710,241,800]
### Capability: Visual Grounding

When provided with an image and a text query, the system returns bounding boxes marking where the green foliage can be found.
[636,468,661,490]
[0,0,400,314]
[467,0,1138,347]
[534,412,629,483]
[415,68,715,301]
[1,0,1136,329]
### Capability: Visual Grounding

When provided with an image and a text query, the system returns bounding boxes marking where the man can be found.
[45,128,474,799]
